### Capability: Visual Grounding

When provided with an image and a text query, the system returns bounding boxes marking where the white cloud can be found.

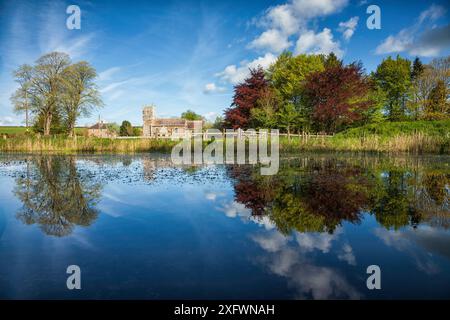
[358,0,368,6]
[295,28,343,57]
[100,80,129,94]
[98,67,122,82]
[203,83,226,94]
[418,4,446,23]
[338,16,359,41]
[0,116,15,126]
[203,112,218,121]
[216,0,350,84]
[266,4,300,36]
[107,89,125,102]
[216,53,277,85]
[375,30,412,54]
[292,0,348,19]
[375,4,449,57]
[249,29,292,53]
[409,25,450,57]
[52,34,96,59]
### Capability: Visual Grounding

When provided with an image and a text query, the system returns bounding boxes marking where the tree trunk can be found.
[44,113,52,136]
[287,127,291,142]
[68,123,75,138]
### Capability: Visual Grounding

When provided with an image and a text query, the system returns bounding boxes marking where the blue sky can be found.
[0,0,449,126]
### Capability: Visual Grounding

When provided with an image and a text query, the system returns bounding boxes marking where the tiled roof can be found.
[187,120,203,129]
[153,118,187,126]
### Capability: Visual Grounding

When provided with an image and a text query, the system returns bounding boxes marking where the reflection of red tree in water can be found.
[227,165,277,215]
[303,166,371,224]
[229,159,449,232]
[227,161,373,231]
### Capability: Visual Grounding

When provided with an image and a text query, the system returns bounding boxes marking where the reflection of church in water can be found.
[142,156,202,181]
[142,157,175,180]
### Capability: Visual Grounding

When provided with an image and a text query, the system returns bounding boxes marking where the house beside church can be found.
[87,121,117,138]
[142,106,203,138]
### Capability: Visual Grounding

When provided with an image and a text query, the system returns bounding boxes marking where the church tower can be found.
[143,105,155,136]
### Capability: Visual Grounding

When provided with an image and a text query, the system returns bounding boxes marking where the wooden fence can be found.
[114,130,333,140]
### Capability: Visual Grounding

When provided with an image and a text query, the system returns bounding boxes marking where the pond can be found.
[0,153,448,299]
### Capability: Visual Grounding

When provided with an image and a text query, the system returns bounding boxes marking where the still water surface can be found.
[0,153,448,299]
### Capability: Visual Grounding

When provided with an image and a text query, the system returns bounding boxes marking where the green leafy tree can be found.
[267,52,324,131]
[374,55,412,121]
[212,116,224,130]
[10,64,33,131]
[181,109,204,121]
[411,57,425,81]
[324,52,343,69]
[29,52,71,135]
[107,123,120,135]
[424,80,449,119]
[61,61,103,137]
[276,103,301,139]
[267,52,325,105]
[361,82,386,124]
[132,127,142,136]
[119,120,133,136]
[250,87,279,128]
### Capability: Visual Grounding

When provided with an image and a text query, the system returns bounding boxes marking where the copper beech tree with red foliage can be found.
[304,62,373,133]
[224,67,268,129]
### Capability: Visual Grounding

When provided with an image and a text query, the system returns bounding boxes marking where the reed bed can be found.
[0,132,448,154]
[279,133,448,154]
[0,136,178,153]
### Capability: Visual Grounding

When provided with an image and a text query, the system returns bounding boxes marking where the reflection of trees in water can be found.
[227,158,449,234]
[14,156,102,237]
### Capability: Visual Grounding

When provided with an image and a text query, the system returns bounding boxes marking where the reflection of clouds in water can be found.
[205,191,226,201]
[205,192,218,201]
[295,229,357,265]
[338,244,356,266]
[252,215,276,230]
[215,198,276,230]
[203,176,362,298]
[296,230,341,253]
[252,232,290,252]
[253,230,361,299]
[374,226,449,275]
[217,201,251,218]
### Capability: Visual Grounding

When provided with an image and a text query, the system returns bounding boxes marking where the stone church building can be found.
[142,106,203,138]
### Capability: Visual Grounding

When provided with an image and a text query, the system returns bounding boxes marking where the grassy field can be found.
[0,121,448,154]
[0,126,86,136]
[333,120,450,138]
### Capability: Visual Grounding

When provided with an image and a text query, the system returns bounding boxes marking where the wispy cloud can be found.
[338,16,359,41]
[98,67,122,82]
[375,4,449,57]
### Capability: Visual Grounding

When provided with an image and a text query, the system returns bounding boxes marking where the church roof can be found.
[153,118,187,126]
[89,122,108,130]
